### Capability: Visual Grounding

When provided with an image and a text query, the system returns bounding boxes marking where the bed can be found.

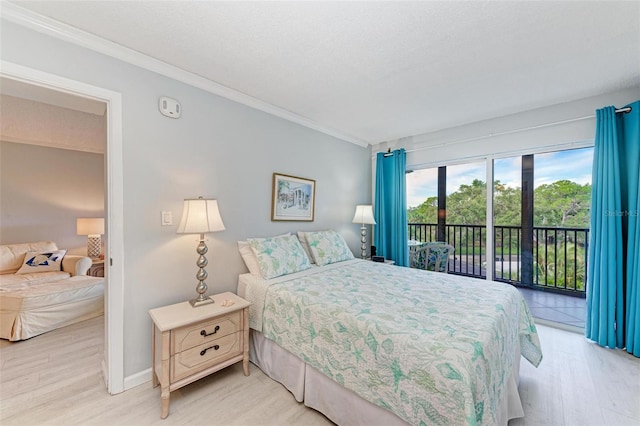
[0,274,104,341]
[237,231,542,425]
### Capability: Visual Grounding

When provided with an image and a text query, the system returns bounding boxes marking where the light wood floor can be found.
[1,316,638,426]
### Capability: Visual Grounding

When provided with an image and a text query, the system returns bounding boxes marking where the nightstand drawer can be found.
[172,311,241,353]
[171,331,241,382]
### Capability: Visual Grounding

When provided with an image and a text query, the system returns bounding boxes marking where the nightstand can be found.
[88,259,104,277]
[149,292,250,419]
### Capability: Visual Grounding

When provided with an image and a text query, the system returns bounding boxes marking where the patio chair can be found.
[410,242,455,272]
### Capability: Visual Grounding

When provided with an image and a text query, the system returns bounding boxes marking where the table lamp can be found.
[77,218,105,259]
[177,197,225,307]
[352,205,376,258]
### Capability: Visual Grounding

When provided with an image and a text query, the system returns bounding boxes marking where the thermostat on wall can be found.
[159,96,181,118]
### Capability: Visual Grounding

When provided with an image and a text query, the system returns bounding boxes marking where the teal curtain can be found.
[374,149,409,266]
[586,101,640,357]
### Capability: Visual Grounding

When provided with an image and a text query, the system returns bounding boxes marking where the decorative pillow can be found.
[248,234,311,279]
[305,230,354,266]
[15,250,67,274]
[296,232,315,264]
[238,233,291,275]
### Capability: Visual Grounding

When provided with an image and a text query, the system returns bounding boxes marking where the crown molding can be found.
[1,3,368,147]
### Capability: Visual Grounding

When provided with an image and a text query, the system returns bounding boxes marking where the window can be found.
[406,147,592,296]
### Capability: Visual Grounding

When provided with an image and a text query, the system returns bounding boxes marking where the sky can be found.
[406,147,594,208]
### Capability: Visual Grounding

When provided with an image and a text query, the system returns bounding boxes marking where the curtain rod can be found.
[393,105,633,155]
[374,106,632,158]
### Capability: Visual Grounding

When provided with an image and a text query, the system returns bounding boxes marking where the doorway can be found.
[0,60,124,394]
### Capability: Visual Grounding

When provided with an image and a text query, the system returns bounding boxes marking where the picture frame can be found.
[271,173,316,221]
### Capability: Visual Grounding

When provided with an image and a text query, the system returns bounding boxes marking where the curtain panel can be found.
[586,101,639,357]
[374,149,409,267]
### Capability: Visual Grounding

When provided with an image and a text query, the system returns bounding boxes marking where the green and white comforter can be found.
[249,259,542,425]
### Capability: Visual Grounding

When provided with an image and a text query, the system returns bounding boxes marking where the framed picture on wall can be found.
[271,173,316,221]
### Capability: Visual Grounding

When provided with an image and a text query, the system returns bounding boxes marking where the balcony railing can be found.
[408,223,588,297]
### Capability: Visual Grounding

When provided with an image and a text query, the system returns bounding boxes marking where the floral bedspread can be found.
[258,260,542,425]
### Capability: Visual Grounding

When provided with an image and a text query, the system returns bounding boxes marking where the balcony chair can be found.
[410,242,455,273]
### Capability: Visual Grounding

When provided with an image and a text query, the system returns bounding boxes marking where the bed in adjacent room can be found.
[0,241,104,341]
[237,231,542,426]
[0,275,104,341]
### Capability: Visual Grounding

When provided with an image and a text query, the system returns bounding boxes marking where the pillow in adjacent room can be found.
[305,230,354,266]
[15,250,67,274]
[248,234,311,279]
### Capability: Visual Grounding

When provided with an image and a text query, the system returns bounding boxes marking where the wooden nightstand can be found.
[88,259,104,277]
[148,292,250,419]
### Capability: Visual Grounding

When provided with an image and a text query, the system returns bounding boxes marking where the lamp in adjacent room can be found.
[352,205,376,259]
[177,197,225,307]
[76,218,105,259]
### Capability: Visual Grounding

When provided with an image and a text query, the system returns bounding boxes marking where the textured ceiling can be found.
[7,1,640,145]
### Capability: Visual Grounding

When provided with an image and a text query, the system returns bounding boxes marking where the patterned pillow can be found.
[248,234,312,279]
[305,230,354,266]
[15,250,67,274]
[238,233,291,275]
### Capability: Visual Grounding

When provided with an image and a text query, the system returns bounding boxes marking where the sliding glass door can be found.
[406,147,592,297]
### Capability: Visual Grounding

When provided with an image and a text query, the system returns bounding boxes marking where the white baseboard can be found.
[124,368,152,391]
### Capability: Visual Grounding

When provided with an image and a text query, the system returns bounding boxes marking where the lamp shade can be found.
[352,205,376,225]
[76,218,105,236]
[177,198,225,234]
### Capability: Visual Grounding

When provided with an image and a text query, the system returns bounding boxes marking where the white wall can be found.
[373,87,640,168]
[0,20,371,377]
[0,141,105,253]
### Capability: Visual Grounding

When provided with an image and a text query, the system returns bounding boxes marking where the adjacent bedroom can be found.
[0,83,107,343]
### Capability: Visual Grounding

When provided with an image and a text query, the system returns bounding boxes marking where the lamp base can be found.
[87,235,101,259]
[189,236,214,308]
[190,296,214,307]
[360,226,368,259]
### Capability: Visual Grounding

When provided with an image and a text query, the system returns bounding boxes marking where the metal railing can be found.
[408,223,589,297]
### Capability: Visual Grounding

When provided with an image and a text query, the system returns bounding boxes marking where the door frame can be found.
[1,60,125,394]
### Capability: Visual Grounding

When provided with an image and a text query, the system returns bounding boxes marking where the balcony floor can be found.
[517,287,586,330]
[445,257,587,331]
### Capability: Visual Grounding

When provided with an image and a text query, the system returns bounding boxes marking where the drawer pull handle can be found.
[200,344,220,356]
[200,325,220,337]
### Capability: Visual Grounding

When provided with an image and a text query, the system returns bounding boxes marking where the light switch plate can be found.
[161,211,172,226]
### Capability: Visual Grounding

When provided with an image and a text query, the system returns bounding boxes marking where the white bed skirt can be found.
[250,330,524,425]
[1,275,104,341]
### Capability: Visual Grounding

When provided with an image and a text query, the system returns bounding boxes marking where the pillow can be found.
[305,230,354,266]
[238,241,261,275]
[296,232,315,264]
[238,233,290,275]
[248,234,311,279]
[15,250,67,274]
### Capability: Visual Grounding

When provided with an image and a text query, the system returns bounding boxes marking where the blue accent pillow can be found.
[16,250,67,274]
